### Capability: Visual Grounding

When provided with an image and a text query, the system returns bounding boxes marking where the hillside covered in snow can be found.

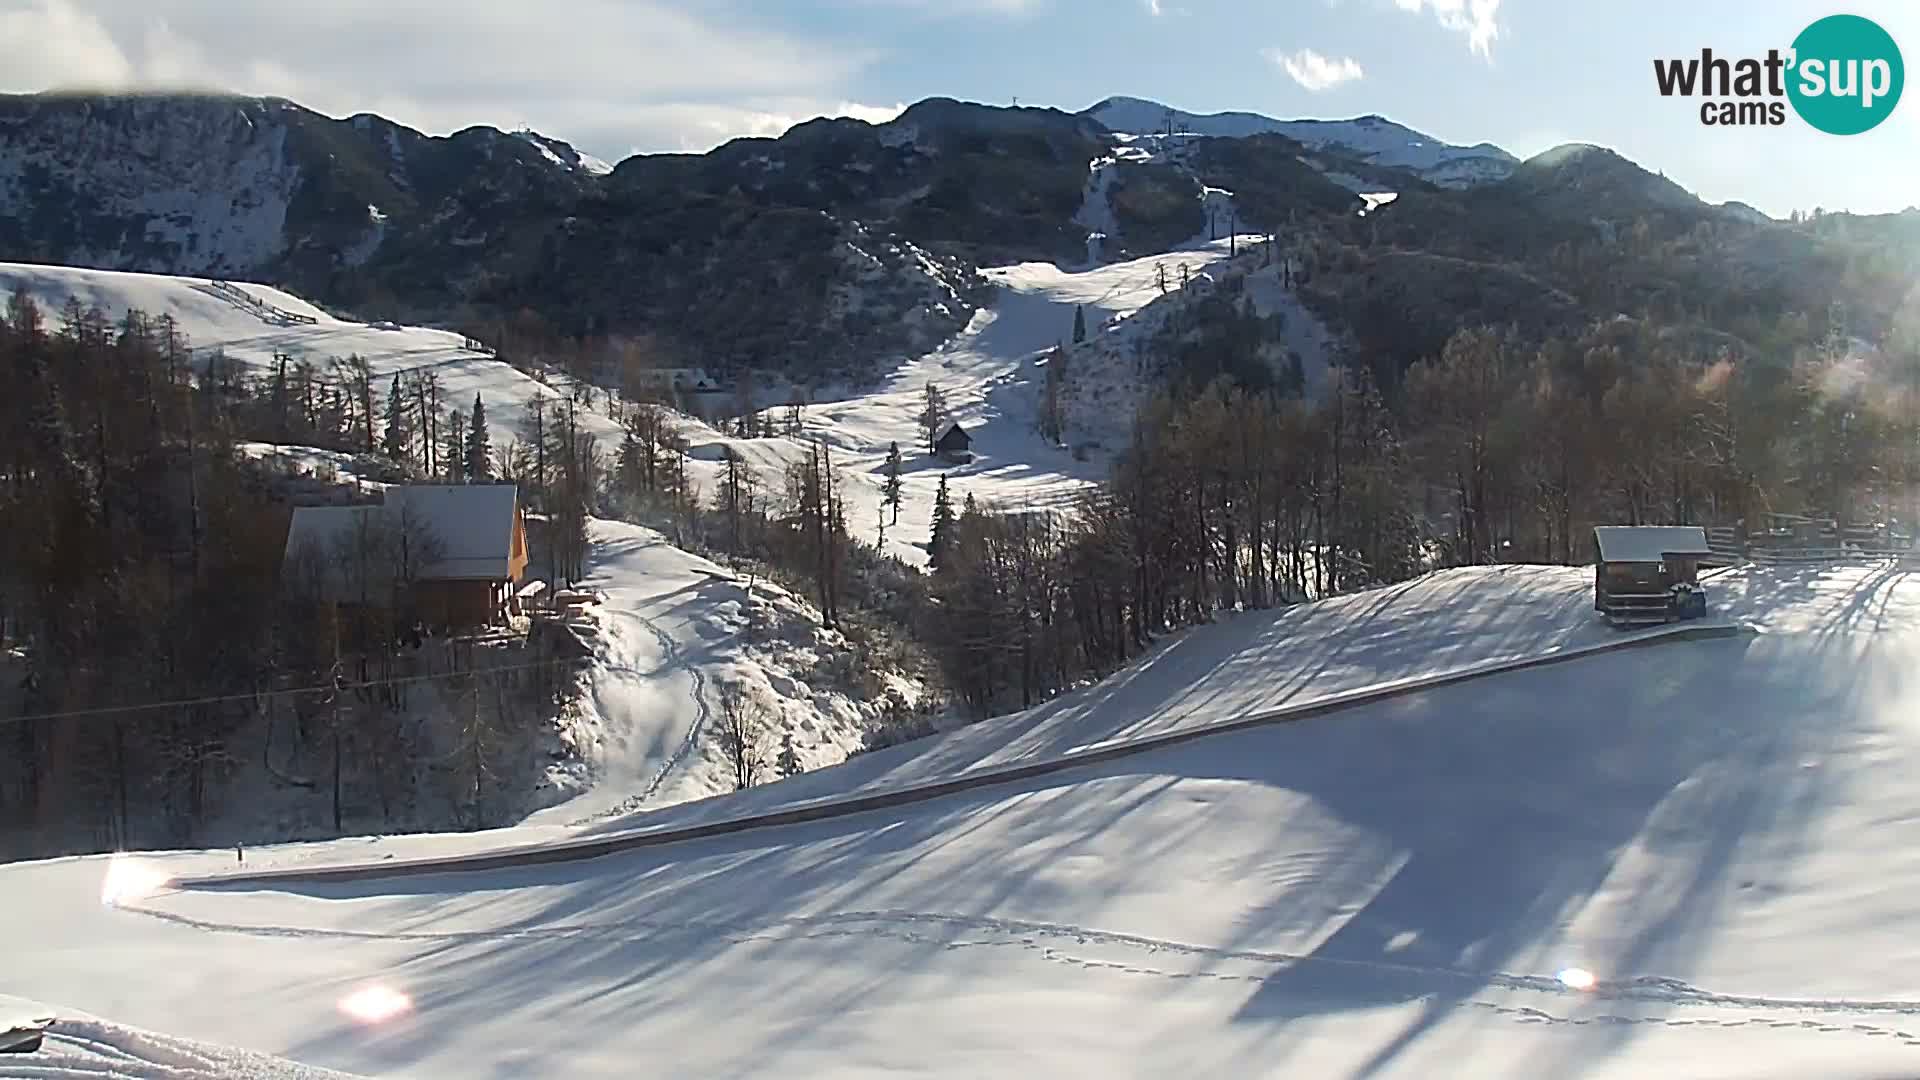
[1084,95,1518,188]
[9,561,1920,1079]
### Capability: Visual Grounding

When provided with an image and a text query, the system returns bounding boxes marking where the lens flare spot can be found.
[1558,967,1597,991]
[338,985,413,1025]
[99,856,173,907]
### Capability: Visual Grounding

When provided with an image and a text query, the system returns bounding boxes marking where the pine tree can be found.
[381,374,412,464]
[1072,304,1087,344]
[466,394,492,481]
[930,474,955,571]
[518,391,549,509]
[883,441,904,524]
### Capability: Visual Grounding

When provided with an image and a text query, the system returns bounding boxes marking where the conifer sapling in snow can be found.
[776,731,802,778]
[381,374,412,464]
[1072,304,1086,344]
[466,394,492,481]
[883,441,904,525]
[929,474,955,570]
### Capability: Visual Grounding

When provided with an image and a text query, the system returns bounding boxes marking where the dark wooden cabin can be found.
[1593,525,1713,627]
[281,484,530,633]
[935,423,974,464]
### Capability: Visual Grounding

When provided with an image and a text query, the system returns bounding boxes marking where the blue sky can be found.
[3,0,1915,218]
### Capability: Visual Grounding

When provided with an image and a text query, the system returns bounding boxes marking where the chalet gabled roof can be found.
[936,423,971,447]
[283,484,521,592]
[1593,525,1712,563]
[383,484,521,579]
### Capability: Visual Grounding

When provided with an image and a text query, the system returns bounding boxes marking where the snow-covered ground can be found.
[0,260,628,459]
[796,240,1253,564]
[2,993,352,1078]
[526,518,919,826]
[0,247,1298,570]
[6,561,1920,1077]
[0,251,1328,848]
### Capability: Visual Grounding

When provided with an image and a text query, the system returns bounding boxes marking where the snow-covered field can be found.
[6,562,1920,1077]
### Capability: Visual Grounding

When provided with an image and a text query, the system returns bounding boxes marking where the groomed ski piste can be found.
[11,558,1920,1077]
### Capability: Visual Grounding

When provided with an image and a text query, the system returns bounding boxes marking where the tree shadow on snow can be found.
[252,568,1901,1077]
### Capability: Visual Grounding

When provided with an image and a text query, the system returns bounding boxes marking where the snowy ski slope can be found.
[0,246,1275,569]
[0,260,624,458]
[7,562,1920,1077]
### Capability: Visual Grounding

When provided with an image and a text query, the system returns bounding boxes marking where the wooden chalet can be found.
[1593,525,1713,628]
[281,484,531,632]
[935,423,974,464]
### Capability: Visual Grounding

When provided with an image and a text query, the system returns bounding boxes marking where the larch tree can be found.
[444,406,468,484]
[918,381,949,456]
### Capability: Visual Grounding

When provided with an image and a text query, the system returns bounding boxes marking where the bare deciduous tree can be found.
[714,682,772,791]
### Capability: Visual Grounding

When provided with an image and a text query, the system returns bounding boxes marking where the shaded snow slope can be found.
[1056,243,1343,447]
[8,563,1920,1077]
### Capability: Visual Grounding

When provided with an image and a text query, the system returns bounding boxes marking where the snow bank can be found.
[5,564,1920,1077]
[0,995,358,1078]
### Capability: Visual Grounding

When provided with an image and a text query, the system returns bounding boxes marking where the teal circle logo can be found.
[1787,14,1903,134]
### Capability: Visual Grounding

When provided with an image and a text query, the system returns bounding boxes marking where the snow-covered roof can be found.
[283,484,522,590]
[1593,525,1712,563]
[385,484,522,579]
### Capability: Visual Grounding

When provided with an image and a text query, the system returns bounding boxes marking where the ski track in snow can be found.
[569,609,714,826]
[117,902,1920,1044]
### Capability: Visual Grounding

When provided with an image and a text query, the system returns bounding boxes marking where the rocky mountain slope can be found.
[4,89,1912,395]
[0,92,991,379]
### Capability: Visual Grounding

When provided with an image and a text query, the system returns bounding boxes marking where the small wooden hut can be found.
[1593,525,1714,627]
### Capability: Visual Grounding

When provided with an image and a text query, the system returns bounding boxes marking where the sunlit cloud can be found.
[1267,47,1365,92]
[1394,0,1502,57]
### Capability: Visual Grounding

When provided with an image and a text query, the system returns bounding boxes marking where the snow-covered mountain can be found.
[1084,95,1517,188]
[0,92,989,379]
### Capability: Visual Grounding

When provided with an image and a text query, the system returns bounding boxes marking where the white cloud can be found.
[0,0,884,163]
[0,0,133,88]
[1267,47,1365,92]
[1394,0,1501,57]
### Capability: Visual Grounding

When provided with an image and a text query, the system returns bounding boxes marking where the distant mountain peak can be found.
[1079,95,1515,189]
